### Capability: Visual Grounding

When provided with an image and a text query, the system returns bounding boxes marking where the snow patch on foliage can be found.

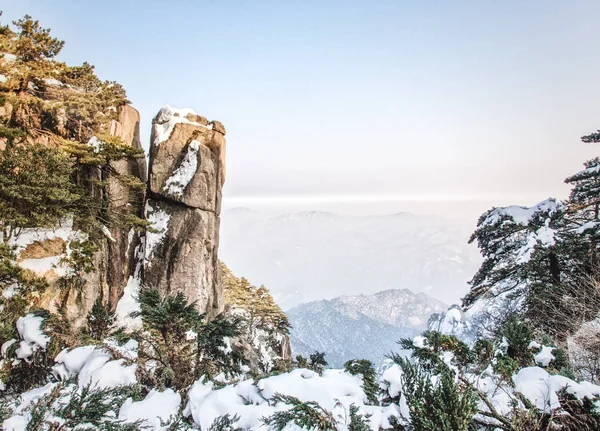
[101,225,116,242]
[15,315,50,361]
[533,346,555,367]
[120,389,181,430]
[163,140,200,196]
[482,199,560,227]
[87,136,102,153]
[185,369,401,430]
[52,345,97,379]
[513,367,600,412]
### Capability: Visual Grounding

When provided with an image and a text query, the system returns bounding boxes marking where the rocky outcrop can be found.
[144,106,226,316]
[22,106,148,328]
[105,105,147,310]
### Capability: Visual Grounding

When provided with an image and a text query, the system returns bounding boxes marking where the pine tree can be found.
[0,141,81,241]
[464,199,564,308]
[133,288,244,390]
[563,131,600,270]
[395,357,477,431]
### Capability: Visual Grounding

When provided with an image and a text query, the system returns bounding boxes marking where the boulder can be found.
[148,122,221,212]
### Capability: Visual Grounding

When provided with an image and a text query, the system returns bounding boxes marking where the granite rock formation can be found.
[144,106,227,317]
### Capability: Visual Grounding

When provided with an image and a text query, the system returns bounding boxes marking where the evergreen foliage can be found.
[8,382,144,430]
[133,287,245,390]
[86,298,116,341]
[0,243,46,346]
[0,141,81,241]
[344,359,378,405]
[207,414,243,431]
[220,262,290,335]
[261,393,337,431]
[395,356,477,431]
[347,404,371,431]
[0,13,146,250]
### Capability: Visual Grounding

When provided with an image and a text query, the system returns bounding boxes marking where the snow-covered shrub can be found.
[261,393,337,431]
[394,356,477,431]
[344,360,378,405]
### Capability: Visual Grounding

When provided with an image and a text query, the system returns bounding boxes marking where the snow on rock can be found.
[144,203,170,265]
[15,315,50,361]
[101,225,117,242]
[9,220,76,253]
[119,389,181,430]
[115,273,142,330]
[513,367,600,413]
[18,255,68,277]
[152,105,211,146]
[116,241,144,330]
[162,140,200,196]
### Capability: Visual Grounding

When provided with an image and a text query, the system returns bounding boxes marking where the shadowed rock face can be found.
[33,105,148,327]
[144,107,227,316]
[106,105,147,311]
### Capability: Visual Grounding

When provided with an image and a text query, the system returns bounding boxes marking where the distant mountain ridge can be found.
[287,288,447,367]
[219,208,481,309]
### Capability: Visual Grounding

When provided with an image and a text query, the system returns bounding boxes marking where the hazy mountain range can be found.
[287,288,447,367]
[219,208,481,309]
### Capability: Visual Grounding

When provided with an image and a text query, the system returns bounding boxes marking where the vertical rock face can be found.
[105,105,147,310]
[144,106,226,316]
[27,106,148,327]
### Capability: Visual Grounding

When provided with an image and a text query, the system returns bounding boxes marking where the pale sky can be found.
[3,1,600,220]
